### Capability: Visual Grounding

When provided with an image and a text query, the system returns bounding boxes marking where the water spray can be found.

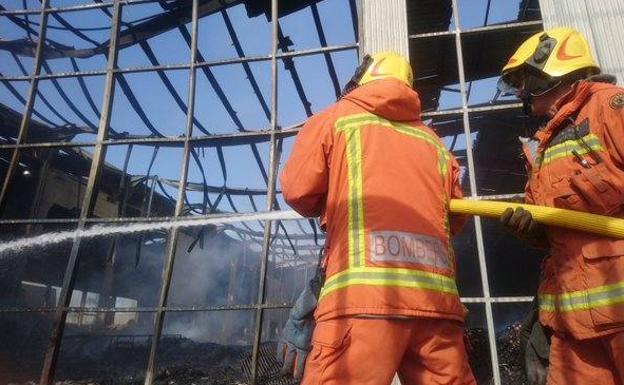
[2,200,623,258]
[0,210,300,257]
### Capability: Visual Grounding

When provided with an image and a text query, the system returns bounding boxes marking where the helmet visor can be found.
[498,66,561,98]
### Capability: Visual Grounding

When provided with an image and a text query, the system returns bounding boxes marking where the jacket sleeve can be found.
[519,138,537,205]
[448,155,467,236]
[524,180,536,205]
[280,112,333,217]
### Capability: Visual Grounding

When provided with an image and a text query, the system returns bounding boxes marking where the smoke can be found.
[1,210,305,349]
[160,227,261,344]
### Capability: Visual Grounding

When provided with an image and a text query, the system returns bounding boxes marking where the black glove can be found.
[500,207,548,248]
[524,321,550,385]
[519,304,550,385]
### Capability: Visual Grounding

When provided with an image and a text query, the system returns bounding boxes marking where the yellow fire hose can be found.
[449,199,624,239]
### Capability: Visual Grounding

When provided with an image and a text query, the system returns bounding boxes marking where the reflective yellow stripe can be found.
[538,134,604,166]
[344,127,365,267]
[335,113,450,176]
[337,113,452,268]
[319,267,458,300]
[539,281,624,313]
[325,113,457,301]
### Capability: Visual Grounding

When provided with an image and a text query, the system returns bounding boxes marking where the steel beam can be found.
[0,0,49,213]
[143,0,199,383]
[450,1,501,384]
[0,295,535,314]
[250,0,279,382]
[38,1,122,384]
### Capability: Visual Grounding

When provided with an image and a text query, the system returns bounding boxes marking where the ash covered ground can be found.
[5,322,527,385]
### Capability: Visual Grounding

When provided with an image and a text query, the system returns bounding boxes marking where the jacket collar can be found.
[536,76,615,148]
[342,78,422,122]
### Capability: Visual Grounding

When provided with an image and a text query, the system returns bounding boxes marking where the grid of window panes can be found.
[408,1,544,384]
[1,1,549,384]
[0,1,356,384]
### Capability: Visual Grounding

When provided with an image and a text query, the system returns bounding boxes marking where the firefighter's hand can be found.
[277,318,314,380]
[500,207,548,248]
[276,285,317,380]
[525,321,550,385]
[526,344,549,385]
[519,307,549,385]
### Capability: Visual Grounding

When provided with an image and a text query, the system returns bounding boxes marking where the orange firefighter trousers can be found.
[547,331,624,385]
[300,316,476,385]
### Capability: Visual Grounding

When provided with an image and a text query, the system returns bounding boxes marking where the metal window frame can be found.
[0,0,340,384]
[0,103,522,152]
[0,0,544,384]
[0,44,358,82]
[444,2,542,385]
[37,0,123,383]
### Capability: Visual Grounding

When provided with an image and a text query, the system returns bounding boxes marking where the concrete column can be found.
[539,0,624,84]
[360,0,409,57]
[360,3,409,383]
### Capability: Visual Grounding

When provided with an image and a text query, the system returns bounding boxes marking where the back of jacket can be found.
[280,79,466,322]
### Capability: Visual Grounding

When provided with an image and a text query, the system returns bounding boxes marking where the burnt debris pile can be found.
[6,323,527,385]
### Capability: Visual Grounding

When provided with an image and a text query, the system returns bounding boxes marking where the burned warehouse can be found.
[0,0,623,384]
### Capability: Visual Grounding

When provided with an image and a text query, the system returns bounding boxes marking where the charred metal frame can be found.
[250,0,280,380]
[449,0,502,383]
[0,0,545,384]
[0,44,358,82]
[37,1,122,383]
[37,0,121,385]
[407,2,541,384]
[142,1,199,381]
[0,0,356,384]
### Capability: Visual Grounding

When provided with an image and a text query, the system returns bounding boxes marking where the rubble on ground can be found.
[6,324,528,385]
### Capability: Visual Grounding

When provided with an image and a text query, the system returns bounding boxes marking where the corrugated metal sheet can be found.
[539,0,624,84]
[361,0,409,56]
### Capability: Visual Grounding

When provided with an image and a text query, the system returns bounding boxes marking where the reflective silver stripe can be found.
[540,134,604,166]
[519,136,539,165]
[320,267,459,299]
[540,281,624,312]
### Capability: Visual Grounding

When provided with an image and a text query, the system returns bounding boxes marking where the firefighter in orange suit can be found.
[499,27,624,385]
[279,52,476,385]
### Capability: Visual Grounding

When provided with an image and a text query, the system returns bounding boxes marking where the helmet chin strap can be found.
[521,78,565,117]
[522,94,533,116]
[339,54,373,99]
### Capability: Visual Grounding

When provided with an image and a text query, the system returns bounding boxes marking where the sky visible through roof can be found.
[0,0,525,216]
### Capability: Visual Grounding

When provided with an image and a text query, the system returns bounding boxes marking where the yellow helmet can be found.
[502,27,599,82]
[358,52,413,86]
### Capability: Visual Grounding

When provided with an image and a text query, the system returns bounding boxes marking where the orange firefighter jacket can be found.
[280,78,466,322]
[521,77,624,339]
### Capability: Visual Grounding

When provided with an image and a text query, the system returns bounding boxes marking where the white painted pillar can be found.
[360,0,409,57]
[539,0,624,83]
[361,2,408,383]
